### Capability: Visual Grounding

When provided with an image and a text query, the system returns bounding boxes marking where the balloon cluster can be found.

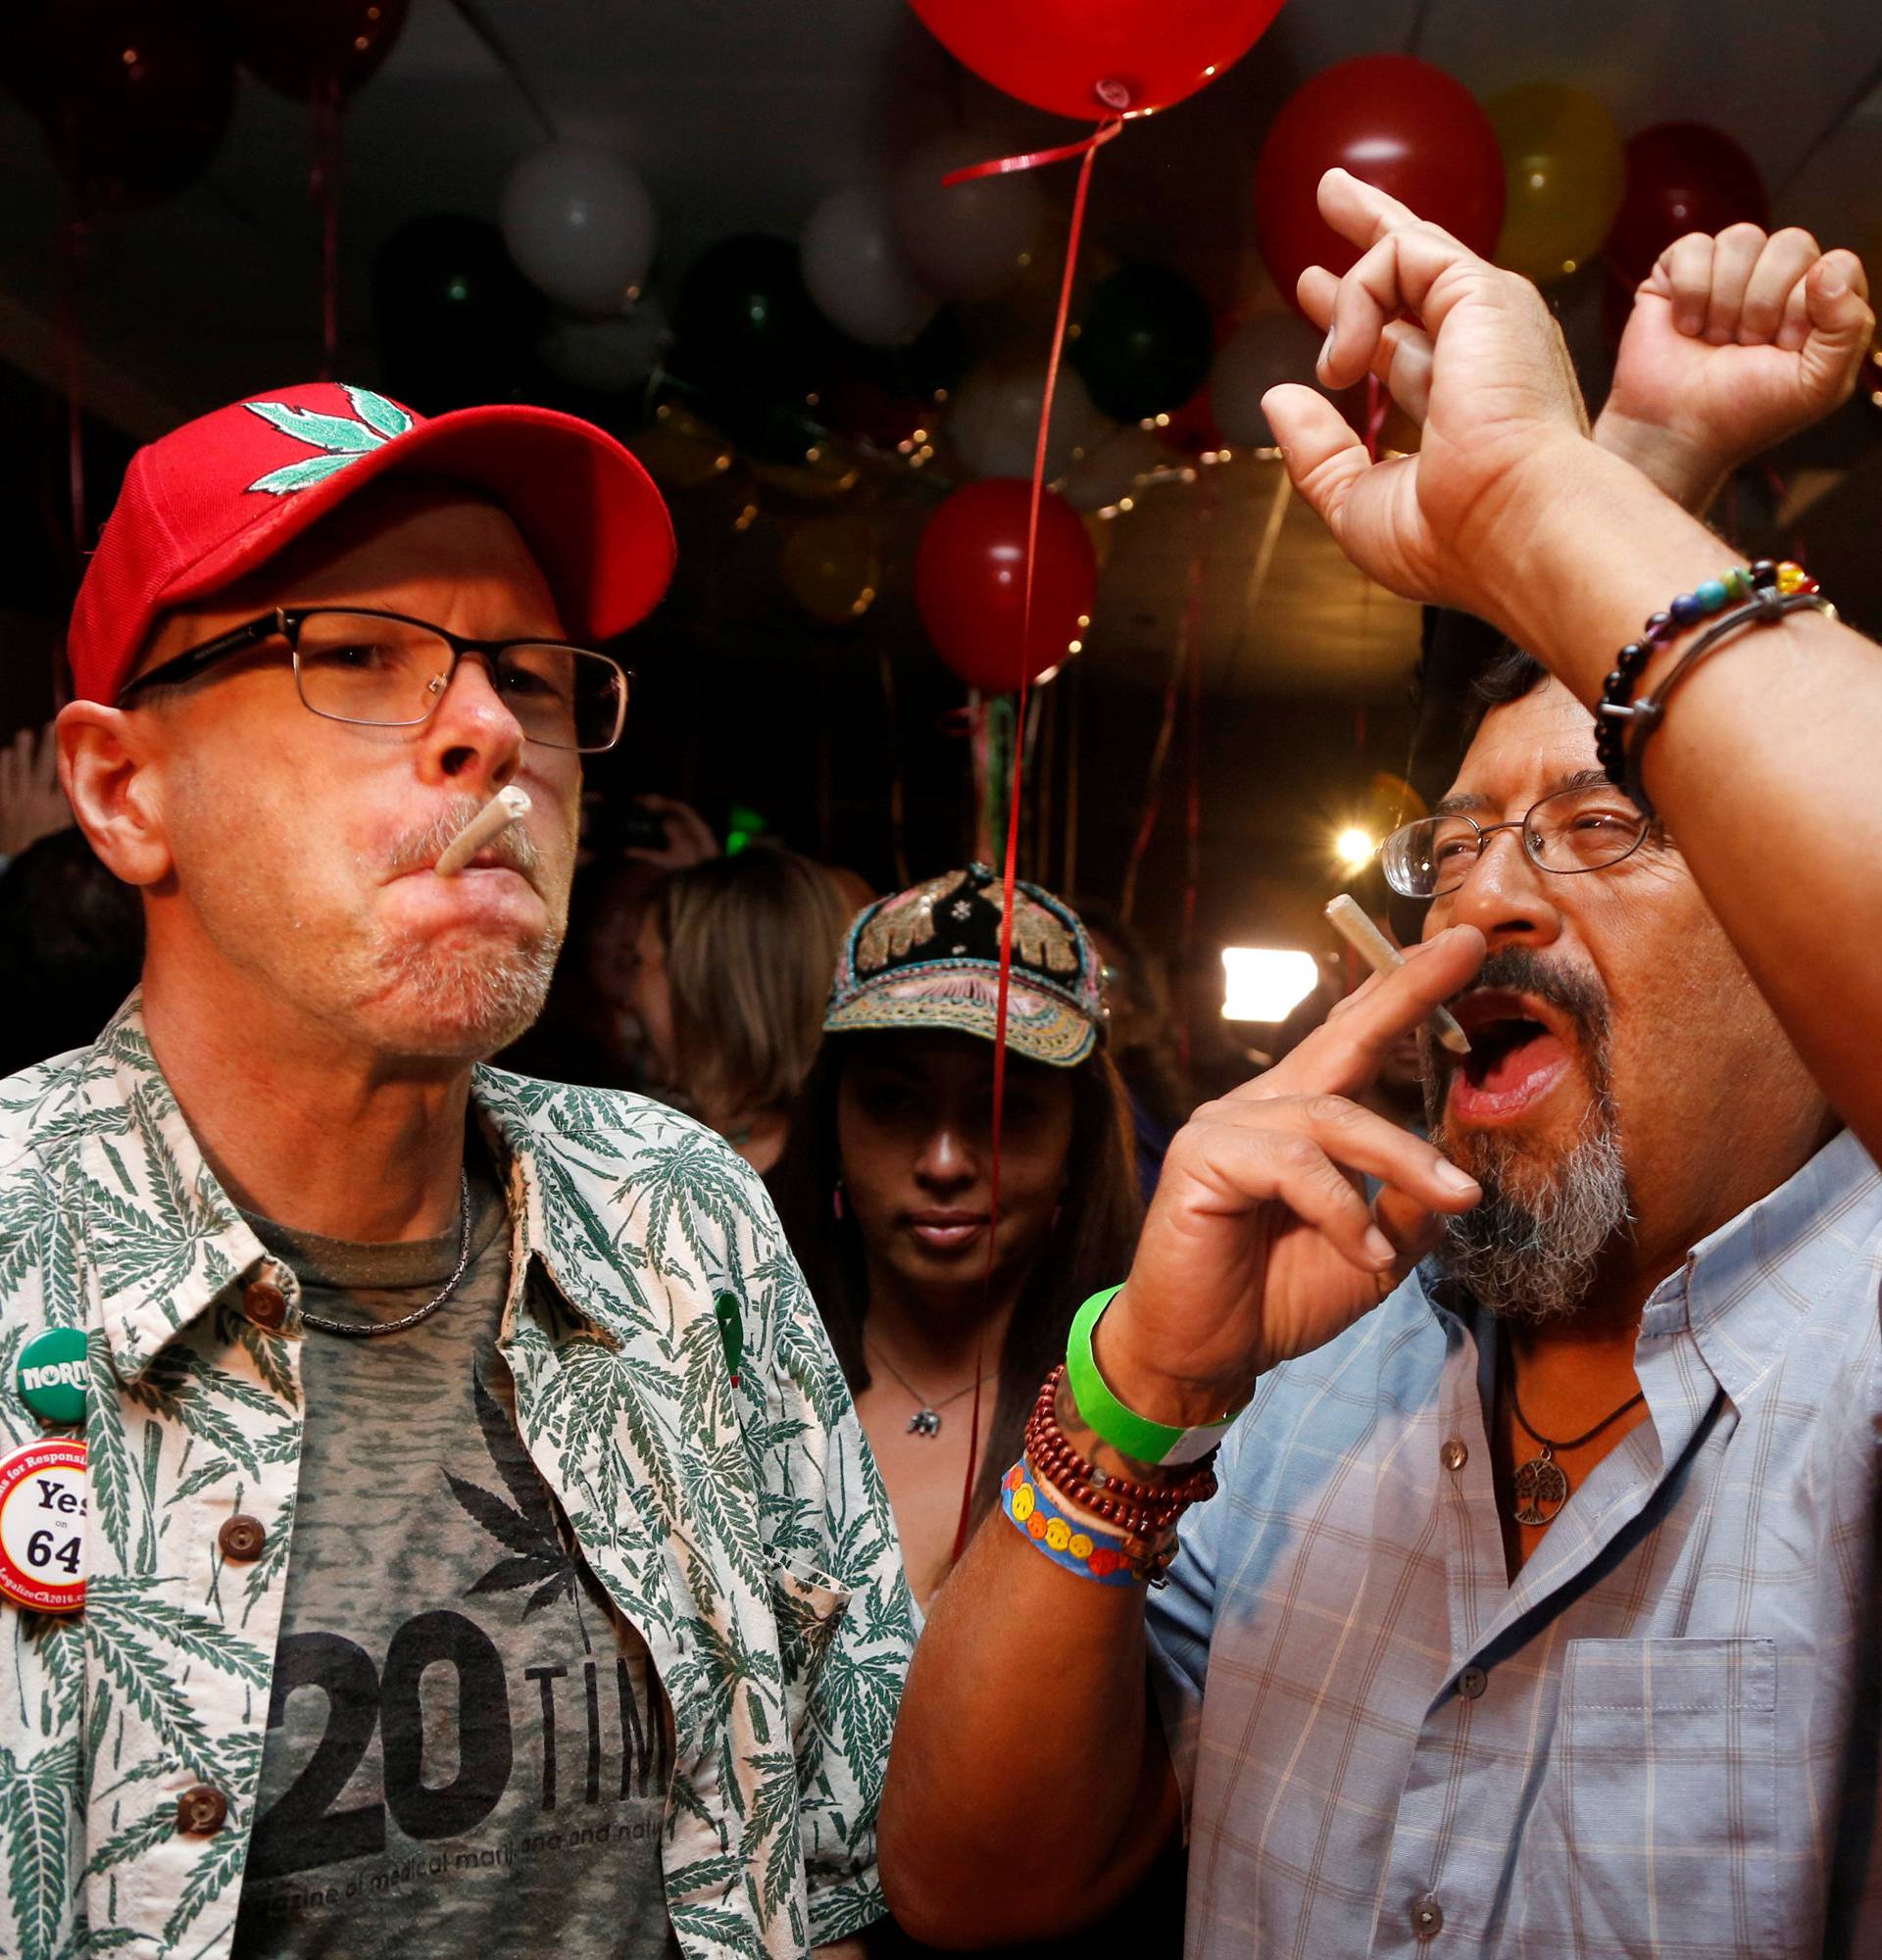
[0,0,411,213]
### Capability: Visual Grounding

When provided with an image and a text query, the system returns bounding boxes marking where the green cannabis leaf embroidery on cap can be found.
[242,385,415,496]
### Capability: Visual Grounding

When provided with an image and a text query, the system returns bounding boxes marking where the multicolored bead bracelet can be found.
[999,1460,1180,1587]
[1596,559,1826,813]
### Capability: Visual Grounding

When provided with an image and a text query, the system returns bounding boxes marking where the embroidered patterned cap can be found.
[68,381,675,704]
[824,864,1107,1066]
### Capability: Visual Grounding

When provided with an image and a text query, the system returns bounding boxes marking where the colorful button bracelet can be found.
[999,1461,1168,1587]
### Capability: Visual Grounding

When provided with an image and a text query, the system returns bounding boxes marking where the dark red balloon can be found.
[208,0,409,100]
[906,0,1285,122]
[916,480,1097,693]
[1603,122,1768,287]
[1253,56,1506,310]
[3,1,235,212]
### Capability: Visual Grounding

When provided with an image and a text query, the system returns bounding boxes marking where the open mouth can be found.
[1446,991,1575,1122]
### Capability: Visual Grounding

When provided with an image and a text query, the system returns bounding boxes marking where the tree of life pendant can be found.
[1511,1446,1568,1526]
[908,1408,942,1438]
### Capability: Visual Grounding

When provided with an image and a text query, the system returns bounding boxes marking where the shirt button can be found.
[1410,1892,1444,1939]
[1458,1666,1488,1700]
[218,1514,266,1562]
[1440,1438,1467,1472]
[242,1279,288,1331]
[175,1785,228,1836]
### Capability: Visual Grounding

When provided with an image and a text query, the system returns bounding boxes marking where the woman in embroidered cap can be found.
[772,865,1141,1612]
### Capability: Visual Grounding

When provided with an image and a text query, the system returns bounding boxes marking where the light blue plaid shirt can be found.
[1148,1128,1882,1959]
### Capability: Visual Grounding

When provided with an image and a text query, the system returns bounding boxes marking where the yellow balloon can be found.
[1487,83,1625,287]
[779,516,881,624]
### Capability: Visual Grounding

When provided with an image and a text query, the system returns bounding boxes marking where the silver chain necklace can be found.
[297,1172,474,1338]
[866,1339,992,1439]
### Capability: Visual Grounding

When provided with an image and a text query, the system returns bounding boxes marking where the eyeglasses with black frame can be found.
[1380,777,1655,901]
[115,607,632,754]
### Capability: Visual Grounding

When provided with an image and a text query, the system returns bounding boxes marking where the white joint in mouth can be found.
[433,786,531,877]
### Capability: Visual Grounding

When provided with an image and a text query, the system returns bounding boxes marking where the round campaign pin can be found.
[0,1437,87,1614]
[17,1326,87,1425]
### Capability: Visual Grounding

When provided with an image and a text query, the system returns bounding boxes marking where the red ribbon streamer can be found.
[950,124,1112,1564]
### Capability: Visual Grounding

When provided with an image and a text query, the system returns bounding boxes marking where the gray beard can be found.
[1419,944,1634,1323]
[376,929,562,1057]
[1429,1102,1633,1323]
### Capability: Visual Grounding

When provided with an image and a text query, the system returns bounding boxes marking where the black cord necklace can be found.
[1504,1343,1646,1528]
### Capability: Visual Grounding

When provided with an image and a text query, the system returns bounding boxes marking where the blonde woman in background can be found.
[629,843,858,1178]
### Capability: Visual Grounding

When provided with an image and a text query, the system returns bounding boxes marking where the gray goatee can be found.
[1422,949,1635,1324]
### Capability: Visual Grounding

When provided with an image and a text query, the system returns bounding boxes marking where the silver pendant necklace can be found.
[297,1172,474,1338]
[1504,1339,1646,1527]
[866,1340,992,1438]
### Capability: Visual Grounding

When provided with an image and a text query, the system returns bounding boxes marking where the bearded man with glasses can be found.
[886,200,1882,1959]
[0,385,910,1960]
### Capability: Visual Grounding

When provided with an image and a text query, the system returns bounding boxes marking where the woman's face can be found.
[627,909,676,1082]
[835,1032,1076,1302]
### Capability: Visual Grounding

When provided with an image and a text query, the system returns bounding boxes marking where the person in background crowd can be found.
[628,842,855,1177]
[1,381,909,1960]
[880,191,1882,1959]
[0,717,73,869]
[0,826,145,1075]
[774,865,1183,1960]
[773,864,1140,1613]
[1073,899,1191,1200]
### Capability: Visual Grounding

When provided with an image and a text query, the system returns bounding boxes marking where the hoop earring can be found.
[832,1179,845,1221]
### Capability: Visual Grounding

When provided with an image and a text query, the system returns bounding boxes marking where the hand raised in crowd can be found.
[1273,170,1595,626]
[1096,925,1487,1428]
[0,719,74,858]
[1596,223,1874,511]
[619,792,719,871]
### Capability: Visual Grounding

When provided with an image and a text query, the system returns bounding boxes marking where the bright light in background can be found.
[1221,948,1317,1023]
[1335,827,1375,869]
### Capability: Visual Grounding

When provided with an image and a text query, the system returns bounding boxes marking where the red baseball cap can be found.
[69,381,676,704]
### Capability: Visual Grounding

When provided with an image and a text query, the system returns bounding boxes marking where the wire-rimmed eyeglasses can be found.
[116,606,632,754]
[1380,779,1655,901]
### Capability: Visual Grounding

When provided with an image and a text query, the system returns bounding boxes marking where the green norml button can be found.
[18,1327,87,1425]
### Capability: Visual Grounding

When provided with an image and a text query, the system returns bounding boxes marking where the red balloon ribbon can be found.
[951,122,1111,1564]
[940,117,1125,187]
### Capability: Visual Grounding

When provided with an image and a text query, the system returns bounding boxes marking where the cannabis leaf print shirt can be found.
[0,1001,916,1960]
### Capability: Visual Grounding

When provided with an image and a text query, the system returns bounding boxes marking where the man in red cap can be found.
[0,383,911,1960]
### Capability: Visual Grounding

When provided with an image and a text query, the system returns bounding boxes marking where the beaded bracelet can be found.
[1616,588,1838,820]
[999,1459,1182,1586]
[1023,1365,1218,1537]
[1595,560,1816,796]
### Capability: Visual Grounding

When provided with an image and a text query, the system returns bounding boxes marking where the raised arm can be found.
[880,932,1488,1944]
[1266,170,1882,1157]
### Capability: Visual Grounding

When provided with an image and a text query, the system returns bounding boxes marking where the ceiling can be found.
[3,0,1880,712]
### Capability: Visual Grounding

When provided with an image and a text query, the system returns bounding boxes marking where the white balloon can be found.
[1208,315,1324,448]
[501,143,657,317]
[537,299,671,394]
[801,183,939,348]
[890,133,1045,303]
[951,356,1114,482]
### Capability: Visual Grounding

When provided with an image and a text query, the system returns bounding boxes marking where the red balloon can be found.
[905,0,1285,122]
[1253,56,1506,309]
[207,0,409,100]
[3,1,235,212]
[1603,122,1767,288]
[916,480,1097,693]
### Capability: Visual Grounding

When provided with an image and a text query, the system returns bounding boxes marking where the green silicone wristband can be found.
[1065,1286,1245,1467]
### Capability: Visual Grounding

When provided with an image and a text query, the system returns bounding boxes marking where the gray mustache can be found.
[1455,947,1609,1042]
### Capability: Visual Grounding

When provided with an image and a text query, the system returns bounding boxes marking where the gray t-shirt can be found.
[231,1164,681,1960]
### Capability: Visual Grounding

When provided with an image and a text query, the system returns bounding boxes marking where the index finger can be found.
[1241,923,1485,1102]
